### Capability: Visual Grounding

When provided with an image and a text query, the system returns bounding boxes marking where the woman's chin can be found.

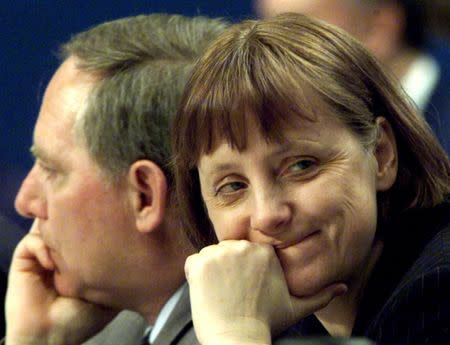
[284,265,342,299]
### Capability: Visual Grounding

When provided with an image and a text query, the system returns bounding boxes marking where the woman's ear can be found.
[374,117,398,191]
[127,160,168,233]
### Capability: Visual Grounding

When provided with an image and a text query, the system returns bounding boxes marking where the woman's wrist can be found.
[199,317,272,345]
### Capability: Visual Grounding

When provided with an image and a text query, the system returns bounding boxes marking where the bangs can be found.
[204,65,318,153]
[174,14,377,171]
[178,28,318,167]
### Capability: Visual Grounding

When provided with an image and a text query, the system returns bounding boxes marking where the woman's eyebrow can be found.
[269,139,319,156]
[200,162,239,175]
[270,144,293,157]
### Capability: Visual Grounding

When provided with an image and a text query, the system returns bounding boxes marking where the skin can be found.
[199,113,380,296]
[188,111,397,341]
[14,59,138,302]
[7,57,189,344]
[186,241,347,345]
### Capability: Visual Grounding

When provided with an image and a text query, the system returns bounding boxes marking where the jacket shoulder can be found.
[82,310,148,345]
[370,225,450,345]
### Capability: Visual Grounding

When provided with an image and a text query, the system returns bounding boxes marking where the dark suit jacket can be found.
[283,201,450,345]
[82,310,148,345]
[83,283,198,345]
[151,284,198,345]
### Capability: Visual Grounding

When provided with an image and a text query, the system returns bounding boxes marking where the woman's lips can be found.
[274,230,321,250]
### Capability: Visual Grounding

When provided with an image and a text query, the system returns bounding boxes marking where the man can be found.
[255,0,449,153]
[4,14,228,345]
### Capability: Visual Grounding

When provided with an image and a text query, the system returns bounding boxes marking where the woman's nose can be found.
[15,166,47,219]
[250,192,292,236]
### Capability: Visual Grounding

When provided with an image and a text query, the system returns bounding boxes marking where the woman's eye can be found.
[216,181,246,195]
[287,159,316,173]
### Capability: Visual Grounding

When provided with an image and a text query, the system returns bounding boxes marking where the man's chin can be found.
[53,273,118,308]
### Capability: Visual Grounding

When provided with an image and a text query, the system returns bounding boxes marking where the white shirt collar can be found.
[401,53,440,112]
[145,283,186,344]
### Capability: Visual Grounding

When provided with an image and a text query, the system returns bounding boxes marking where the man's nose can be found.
[250,191,292,236]
[15,165,47,219]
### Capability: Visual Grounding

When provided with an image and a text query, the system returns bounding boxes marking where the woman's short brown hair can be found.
[172,13,449,249]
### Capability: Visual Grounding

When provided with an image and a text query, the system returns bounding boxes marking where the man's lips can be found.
[274,230,321,250]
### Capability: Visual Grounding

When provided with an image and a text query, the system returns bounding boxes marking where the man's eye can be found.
[38,163,57,180]
[216,181,246,195]
[287,159,316,173]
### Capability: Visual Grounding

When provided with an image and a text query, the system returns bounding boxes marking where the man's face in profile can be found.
[14,58,138,305]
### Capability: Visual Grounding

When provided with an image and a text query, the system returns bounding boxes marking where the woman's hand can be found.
[185,240,347,345]
[5,222,117,345]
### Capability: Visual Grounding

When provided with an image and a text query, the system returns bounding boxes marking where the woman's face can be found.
[198,112,391,297]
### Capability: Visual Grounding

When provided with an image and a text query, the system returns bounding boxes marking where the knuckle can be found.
[254,243,275,262]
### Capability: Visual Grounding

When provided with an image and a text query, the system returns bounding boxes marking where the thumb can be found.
[289,283,348,322]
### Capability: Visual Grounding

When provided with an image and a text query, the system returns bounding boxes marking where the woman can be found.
[172,14,450,345]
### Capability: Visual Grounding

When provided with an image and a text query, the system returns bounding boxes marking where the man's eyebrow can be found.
[30,145,53,163]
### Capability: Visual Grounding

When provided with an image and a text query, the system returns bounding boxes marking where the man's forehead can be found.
[52,57,98,86]
[42,58,96,118]
[32,58,97,165]
[39,58,98,129]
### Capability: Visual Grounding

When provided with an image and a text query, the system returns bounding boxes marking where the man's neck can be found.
[139,208,194,324]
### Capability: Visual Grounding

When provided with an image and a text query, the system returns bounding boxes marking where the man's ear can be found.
[374,117,398,191]
[127,160,168,233]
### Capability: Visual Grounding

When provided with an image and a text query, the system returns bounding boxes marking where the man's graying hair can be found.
[60,14,229,183]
